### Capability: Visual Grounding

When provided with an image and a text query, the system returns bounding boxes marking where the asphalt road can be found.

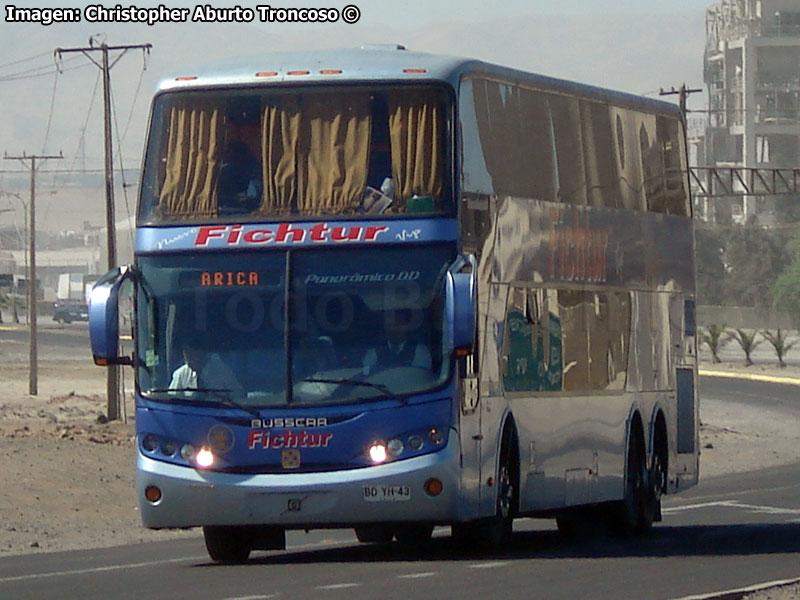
[0,321,92,363]
[1,376,799,600]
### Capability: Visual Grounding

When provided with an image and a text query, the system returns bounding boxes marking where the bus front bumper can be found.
[137,441,462,529]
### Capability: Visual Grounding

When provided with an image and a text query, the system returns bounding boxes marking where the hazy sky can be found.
[1,0,713,178]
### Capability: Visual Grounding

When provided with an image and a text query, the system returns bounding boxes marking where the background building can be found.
[701,0,800,223]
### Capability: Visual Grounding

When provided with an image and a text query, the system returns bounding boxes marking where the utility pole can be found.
[659,84,703,118]
[3,152,63,396]
[55,37,151,420]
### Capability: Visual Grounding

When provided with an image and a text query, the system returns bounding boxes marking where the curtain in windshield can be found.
[158,102,224,218]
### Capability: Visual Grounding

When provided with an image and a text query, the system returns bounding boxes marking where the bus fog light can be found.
[195,448,214,468]
[180,444,196,461]
[368,442,387,464]
[161,440,177,456]
[144,485,162,503]
[387,438,404,457]
[142,435,159,452]
[429,428,444,445]
[424,478,443,497]
[408,435,424,451]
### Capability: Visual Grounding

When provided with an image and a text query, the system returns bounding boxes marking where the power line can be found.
[41,68,60,154]
[0,54,83,83]
[0,50,51,71]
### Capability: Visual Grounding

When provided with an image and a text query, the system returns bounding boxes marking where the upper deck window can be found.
[459,78,689,216]
[139,85,451,224]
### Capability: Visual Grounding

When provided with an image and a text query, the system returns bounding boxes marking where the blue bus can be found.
[90,45,699,562]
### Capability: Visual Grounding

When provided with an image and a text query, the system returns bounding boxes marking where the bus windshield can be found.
[136,245,455,407]
[139,85,452,224]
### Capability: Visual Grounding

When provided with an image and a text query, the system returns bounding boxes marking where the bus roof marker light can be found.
[287,70,310,76]
[196,448,214,469]
[403,68,427,74]
[175,76,197,81]
[320,69,342,75]
[255,71,278,78]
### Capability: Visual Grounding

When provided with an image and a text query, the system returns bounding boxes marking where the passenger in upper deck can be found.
[217,138,262,214]
[217,107,262,215]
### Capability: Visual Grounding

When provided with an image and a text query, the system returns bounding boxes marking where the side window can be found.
[559,290,630,392]
[502,287,562,393]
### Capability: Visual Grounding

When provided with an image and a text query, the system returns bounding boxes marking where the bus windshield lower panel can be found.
[136,245,454,407]
[139,85,452,223]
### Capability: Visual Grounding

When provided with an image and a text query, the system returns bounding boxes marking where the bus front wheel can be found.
[453,427,518,551]
[354,525,394,544]
[203,526,253,563]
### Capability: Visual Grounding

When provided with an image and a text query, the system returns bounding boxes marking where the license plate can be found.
[363,485,411,502]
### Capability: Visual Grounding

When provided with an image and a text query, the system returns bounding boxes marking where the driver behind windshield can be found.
[362,308,432,376]
[169,338,244,396]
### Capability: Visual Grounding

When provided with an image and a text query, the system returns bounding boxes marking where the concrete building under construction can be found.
[701,0,800,222]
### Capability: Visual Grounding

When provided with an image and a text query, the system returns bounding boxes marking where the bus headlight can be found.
[387,438,404,457]
[180,444,196,462]
[195,447,215,468]
[142,434,159,452]
[407,434,424,451]
[368,442,388,464]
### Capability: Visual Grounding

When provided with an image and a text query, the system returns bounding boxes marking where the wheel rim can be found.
[498,462,513,519]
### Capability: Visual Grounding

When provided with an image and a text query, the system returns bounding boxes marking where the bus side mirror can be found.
[445,255,477,354]
[89,266,133,366]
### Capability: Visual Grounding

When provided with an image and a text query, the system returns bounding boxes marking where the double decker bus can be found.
[89,45,699,562]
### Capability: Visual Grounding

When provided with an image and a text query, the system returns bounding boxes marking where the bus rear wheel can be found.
[610,429,655,536]
[394,523,434,547]
[203,526,253,563]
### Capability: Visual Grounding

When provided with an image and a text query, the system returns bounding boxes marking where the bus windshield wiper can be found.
[144,387,259,415]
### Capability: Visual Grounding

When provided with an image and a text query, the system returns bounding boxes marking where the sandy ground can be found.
[1,342,800,596]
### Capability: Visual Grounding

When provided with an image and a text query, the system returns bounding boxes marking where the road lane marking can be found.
[224,595,279,600]
[469,561,511,569]
[0,538,350,584]
[317,583,361,590]
[667,483,800,504]
[668,576,800,600]
[0,556,204,584]
[663,500,800,516]
[397,572,437,579]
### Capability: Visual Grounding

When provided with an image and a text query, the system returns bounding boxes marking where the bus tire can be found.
[354,525,394,544]
[203,525,253,563]
[394,523,434,547]
[611,424,654,536]
[473,425,519,551]
[650,416,668,522]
